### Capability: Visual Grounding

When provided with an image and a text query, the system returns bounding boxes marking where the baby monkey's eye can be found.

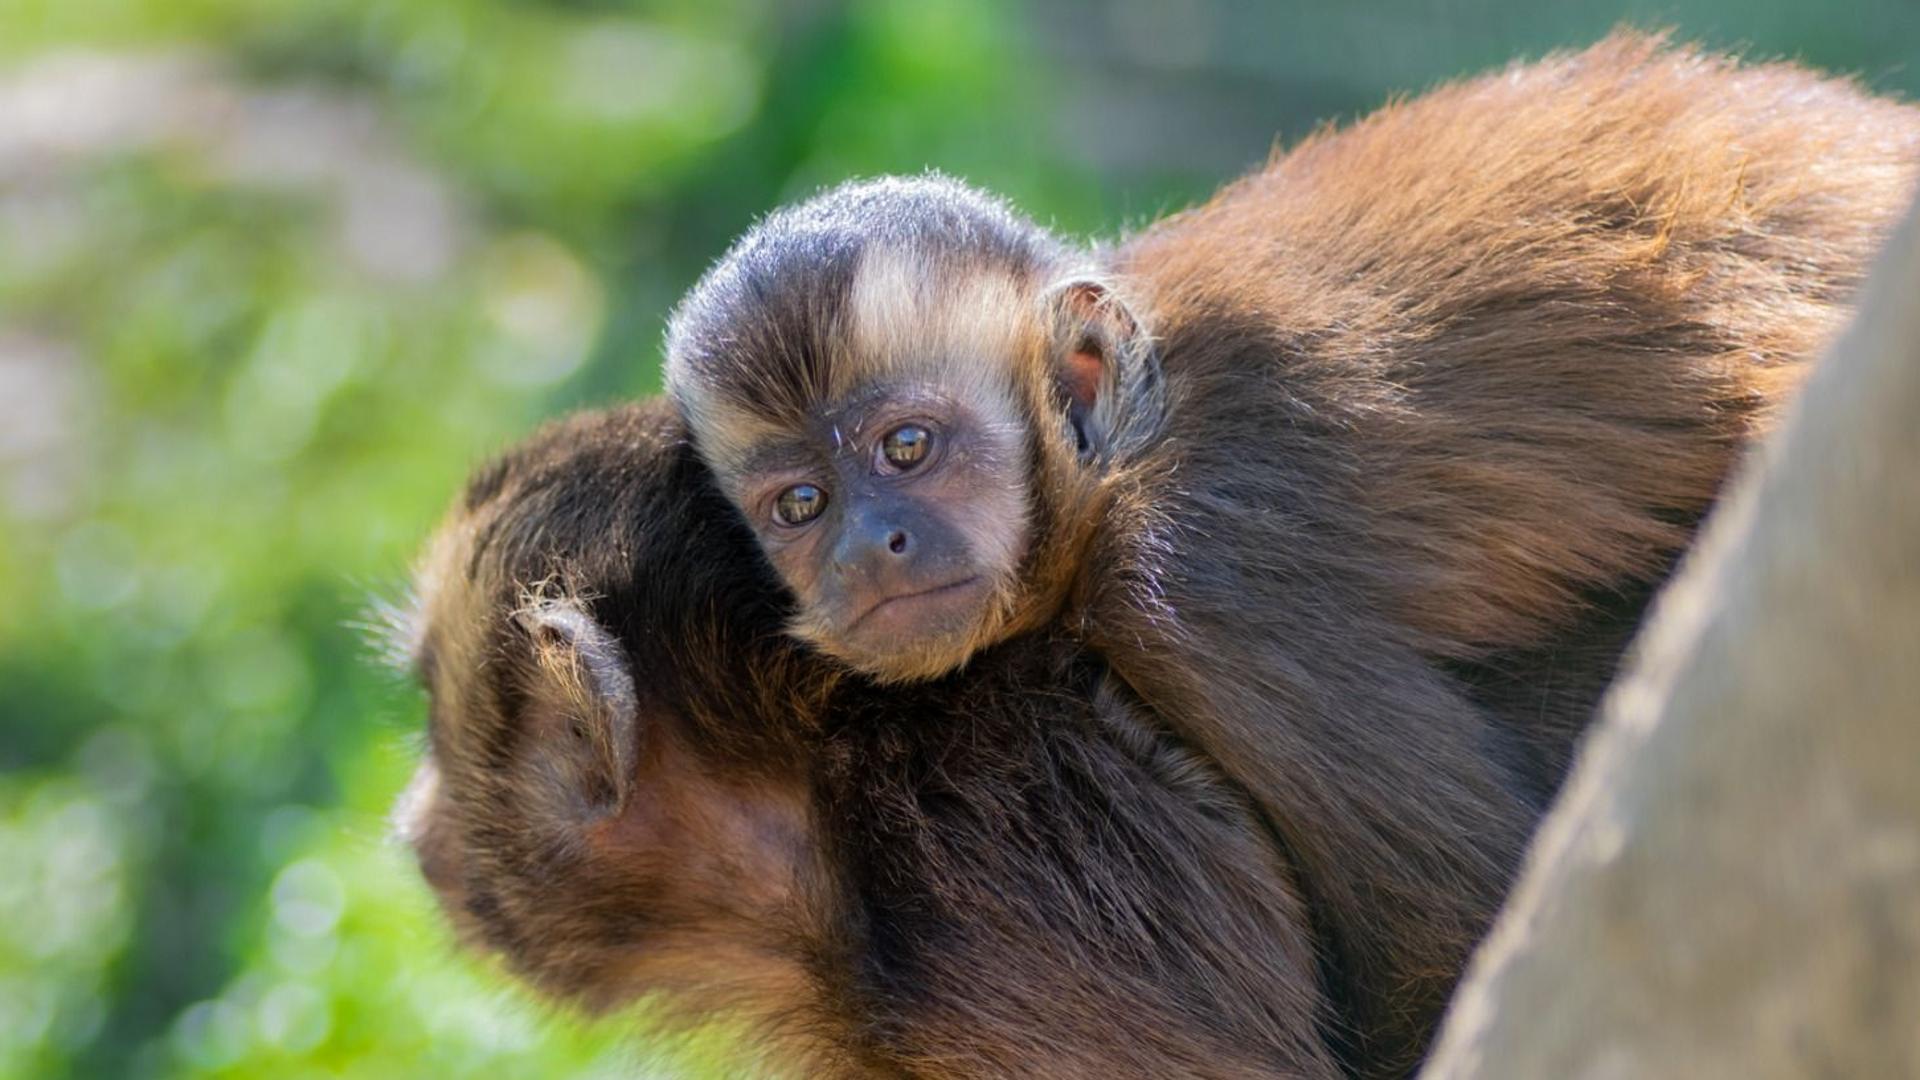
[774,483,828,526]
[881,424,932,470]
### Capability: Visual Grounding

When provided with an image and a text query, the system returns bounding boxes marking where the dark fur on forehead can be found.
[666,173,1067,421]
[452,402,808,761]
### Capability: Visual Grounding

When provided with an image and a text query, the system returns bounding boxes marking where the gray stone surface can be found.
[1421,194,1920,1080]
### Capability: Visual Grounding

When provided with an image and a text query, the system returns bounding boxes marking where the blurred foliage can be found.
[0,2,1913,1077]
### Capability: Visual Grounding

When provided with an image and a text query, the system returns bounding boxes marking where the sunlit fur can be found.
[1079,32,1920,1073]
[665,32,1920,1074]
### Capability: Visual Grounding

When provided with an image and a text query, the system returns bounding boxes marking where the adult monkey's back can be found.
[1089,31,1920,1073]
[656,30,1919,1075]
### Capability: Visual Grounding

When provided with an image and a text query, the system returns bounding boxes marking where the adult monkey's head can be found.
[665,174,1163,683]
[385,400,1332,1078]
[388,402,843,1048]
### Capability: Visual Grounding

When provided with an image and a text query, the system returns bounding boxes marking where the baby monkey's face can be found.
[729,374,1036,683]
[666,175,1158,683]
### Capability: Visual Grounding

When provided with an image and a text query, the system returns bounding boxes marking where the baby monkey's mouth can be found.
[845,576,986,638]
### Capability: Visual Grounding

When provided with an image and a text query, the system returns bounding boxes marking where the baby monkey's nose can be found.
[835,509,919,578]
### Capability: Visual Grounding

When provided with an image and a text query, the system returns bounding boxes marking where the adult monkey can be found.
[396,401,1340,1078]
[665,33,1920,1072]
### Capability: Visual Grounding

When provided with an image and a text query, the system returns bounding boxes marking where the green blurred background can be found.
[1,1,1915,1076]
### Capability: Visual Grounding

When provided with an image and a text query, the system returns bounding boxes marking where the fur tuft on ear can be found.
[513,594,639,816]
[1043,277,1165,462]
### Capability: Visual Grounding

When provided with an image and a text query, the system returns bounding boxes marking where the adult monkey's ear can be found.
[1044,277,1164,462]
[513,596,639,818]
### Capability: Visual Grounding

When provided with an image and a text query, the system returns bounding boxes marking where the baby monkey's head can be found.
[666,175,1160,682]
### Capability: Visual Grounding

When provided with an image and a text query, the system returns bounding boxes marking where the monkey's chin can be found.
[816,577,1000,683]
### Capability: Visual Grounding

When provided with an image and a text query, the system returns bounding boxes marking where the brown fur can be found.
[1115,31,1915,656]
[1077,32,1920,1072]
[662,31,1920,1076]
[398,402,1341,1078]
[398,408,862,1071]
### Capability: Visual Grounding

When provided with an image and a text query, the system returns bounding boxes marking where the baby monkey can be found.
[668,33,1920,1074]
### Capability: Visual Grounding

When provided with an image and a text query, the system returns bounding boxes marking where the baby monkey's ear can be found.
[1045,278,1164,462]
[514,597,639,818]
